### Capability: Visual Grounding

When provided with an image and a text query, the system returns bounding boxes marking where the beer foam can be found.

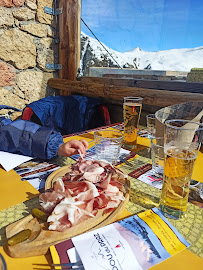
[124,102,142,107]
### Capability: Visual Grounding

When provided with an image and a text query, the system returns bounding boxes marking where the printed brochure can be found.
[50,208,190,270]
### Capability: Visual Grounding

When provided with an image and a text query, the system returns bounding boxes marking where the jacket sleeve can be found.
[0,119,63,159]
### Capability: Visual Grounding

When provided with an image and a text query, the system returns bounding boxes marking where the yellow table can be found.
[0,126,203,269]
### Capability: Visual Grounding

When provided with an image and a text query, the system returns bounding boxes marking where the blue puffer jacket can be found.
[27,95,100,135]
[0,105,63,159]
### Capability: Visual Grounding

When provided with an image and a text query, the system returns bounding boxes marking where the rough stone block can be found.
[0,28,36,70]
[0,62,16,86]
[37,0,55,27]
[36,37,58,71]
[0,87,25,109]
[12,6,36,21]
[0,6,14,27]
[15,70,56,103]
[25,0,37,10]
[13,0,25,6]
[20,23,47,37]
[0,0,25,7]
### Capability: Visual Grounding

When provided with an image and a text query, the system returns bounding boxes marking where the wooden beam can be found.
[80,77,203,94]
[48,78,203,107]
[102,73,185,81]
[77,0,81,77]
[58,0,81,94]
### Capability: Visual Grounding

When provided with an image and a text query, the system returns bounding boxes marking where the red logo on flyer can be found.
[115,244,121,248]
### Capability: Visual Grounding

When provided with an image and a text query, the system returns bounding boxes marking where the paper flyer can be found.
[137,169,163,189]
[14,159,60,191]
[50,208,190,270]
[128,164,163,190]
[0,151,33,172]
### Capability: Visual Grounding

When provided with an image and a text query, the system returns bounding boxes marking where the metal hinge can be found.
[44,7,62,15]
[46,64,62,70]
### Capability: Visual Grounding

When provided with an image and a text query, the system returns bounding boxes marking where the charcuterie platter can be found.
[6,160,130,258]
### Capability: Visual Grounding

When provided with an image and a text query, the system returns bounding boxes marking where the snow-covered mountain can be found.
[80,32,203,76]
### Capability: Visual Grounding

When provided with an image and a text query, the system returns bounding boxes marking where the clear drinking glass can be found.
[123,97,143,149]
[146,114,156,138]
[159,119,203,219]
[151,137,164,177]
[94,130,124,164]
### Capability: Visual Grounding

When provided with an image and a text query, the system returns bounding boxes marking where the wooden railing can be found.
[48,77,203,108]
[79,77,203,93]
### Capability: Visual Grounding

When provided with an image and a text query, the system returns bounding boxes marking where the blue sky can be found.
[81,0,203,52]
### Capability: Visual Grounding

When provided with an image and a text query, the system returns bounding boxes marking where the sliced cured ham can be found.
[41,159,127,232]
[39,191,65,214]
[48,198,96,231]
[93,194,109,209]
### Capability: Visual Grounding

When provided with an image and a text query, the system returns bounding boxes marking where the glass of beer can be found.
[123,97,143,149]
[159,119,203,219]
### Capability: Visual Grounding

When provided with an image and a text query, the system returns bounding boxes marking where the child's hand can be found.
[57,139,89,157]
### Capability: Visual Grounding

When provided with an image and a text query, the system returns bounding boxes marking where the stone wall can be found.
[0,0,59,110]
[187,68,203,82]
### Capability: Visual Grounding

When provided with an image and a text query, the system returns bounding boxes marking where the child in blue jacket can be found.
[0,112,88,160]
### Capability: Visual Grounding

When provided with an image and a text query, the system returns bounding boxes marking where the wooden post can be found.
[58,0,81,95]
[77,0,81,77]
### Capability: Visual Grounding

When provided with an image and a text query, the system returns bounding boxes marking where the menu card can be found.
[50,208,190,270]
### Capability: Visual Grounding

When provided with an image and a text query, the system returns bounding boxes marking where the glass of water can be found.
[94,129,124,165]
[151,137,164,177]
[146,114,156,138]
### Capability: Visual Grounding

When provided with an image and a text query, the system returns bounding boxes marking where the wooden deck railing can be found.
[48,77,203,108]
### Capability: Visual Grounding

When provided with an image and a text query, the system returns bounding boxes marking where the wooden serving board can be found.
[6,165,130,258]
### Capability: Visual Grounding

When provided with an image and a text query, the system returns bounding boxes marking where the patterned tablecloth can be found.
[0,125,203,259]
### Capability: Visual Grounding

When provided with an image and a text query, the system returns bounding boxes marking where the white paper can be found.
[67,248,84,269]
[24,166,60,190]
[119,148,131,157]
[72,223,143,270]
[0,151,33,172]
[137,169,163,189]
[15,160,60,190]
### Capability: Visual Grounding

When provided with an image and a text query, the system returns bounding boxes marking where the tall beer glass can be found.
[159,119,203,219]
[123,97,143,149]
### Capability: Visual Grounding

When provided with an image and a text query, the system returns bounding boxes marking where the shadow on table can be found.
[0,195,40,246]
[137,147,151,159]
[129,188,160,211]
